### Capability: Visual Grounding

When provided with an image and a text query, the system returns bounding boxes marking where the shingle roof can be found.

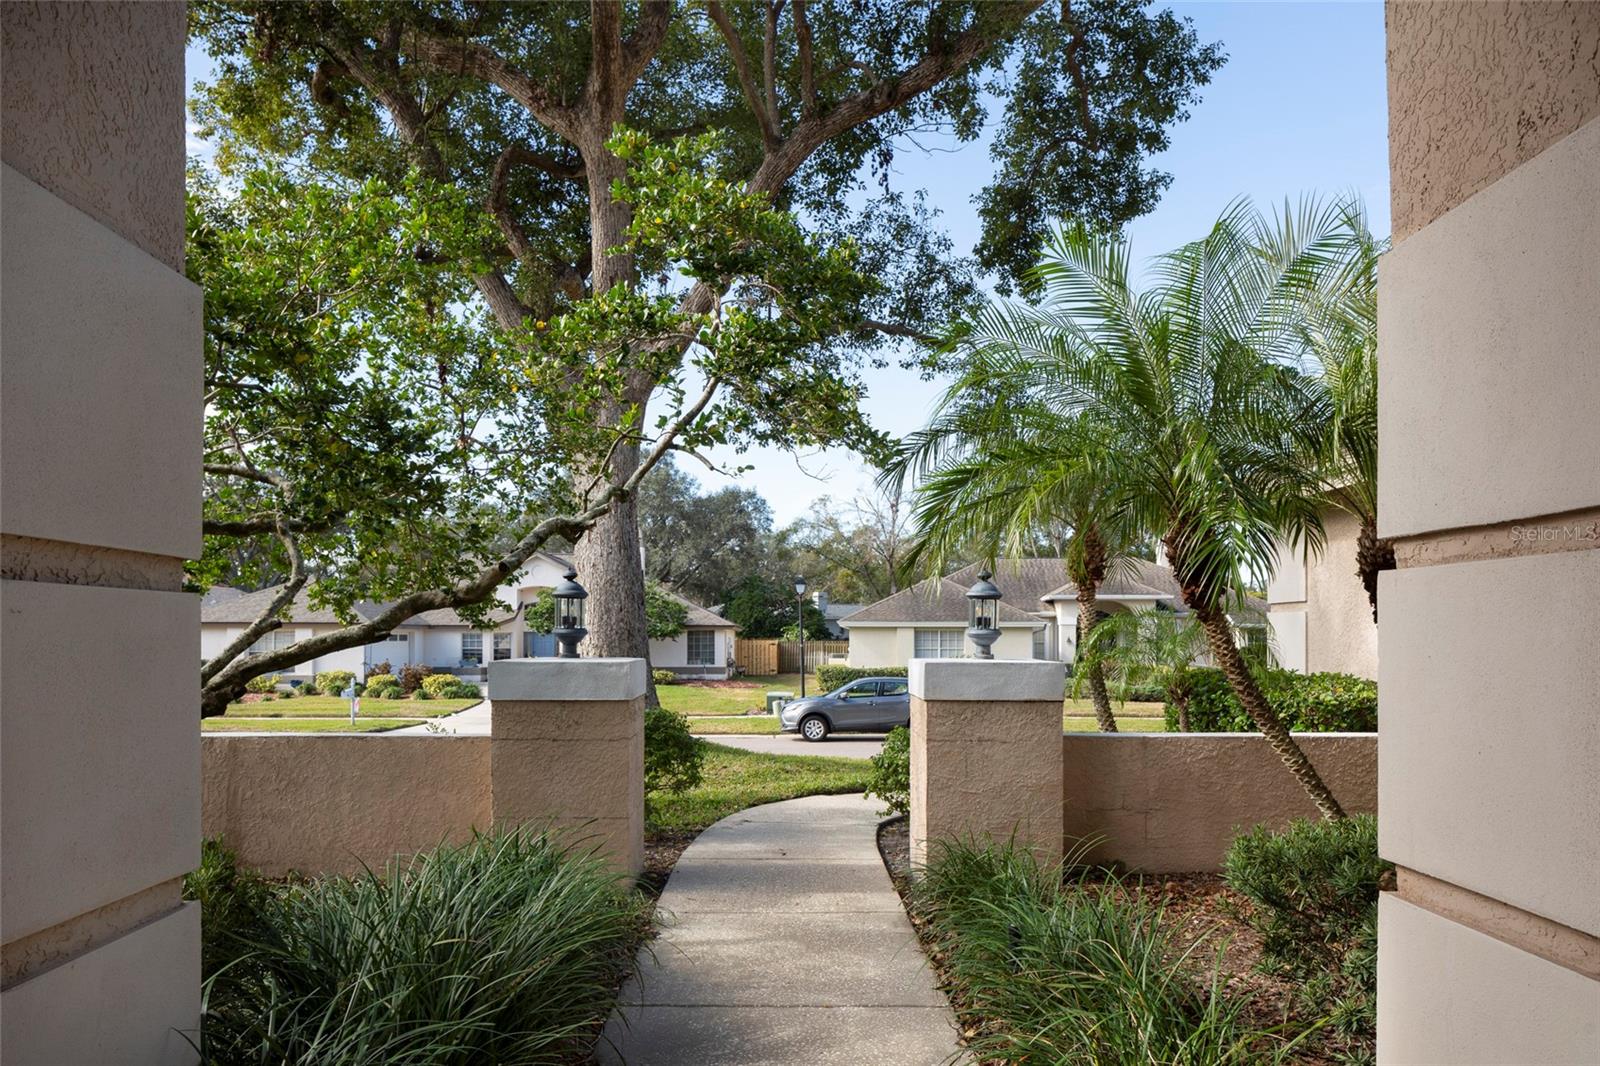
[840,575,1043,626]
[1039,558,1185,603]
[200,586,512,628]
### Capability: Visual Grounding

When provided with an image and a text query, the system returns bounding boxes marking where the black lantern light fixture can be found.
[552,567,589,658]
[793,575,809,696]
[965,569,1002,659]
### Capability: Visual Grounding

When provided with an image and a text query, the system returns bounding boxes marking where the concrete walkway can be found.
[385,699,492,735]
[599,793,962,1066]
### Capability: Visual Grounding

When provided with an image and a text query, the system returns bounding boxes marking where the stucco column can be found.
[487,657,646,877]
[908,658,1065,868]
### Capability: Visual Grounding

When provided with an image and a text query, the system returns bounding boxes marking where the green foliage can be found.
[421,673,462,699]
[1225,815,1389,1060]
[277,687,296,699]
[913,838,1279,1064]
[1165,668,1377,733]
[525,582,689,641]
[721,575,830,640]
[314,670,354,696]
[816,665,906,692]
[639,456,777,607]
[364,673,402,700]
[412,687,434,700]
[244,674,280,694]
[643,745,873,833]
[865,726,910,817]
[644,707,704,802]
[184,838,272,979]
[651,669,680,687]
[299,681,320,696]
[193,829,648,1064]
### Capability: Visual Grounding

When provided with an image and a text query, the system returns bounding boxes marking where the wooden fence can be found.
[734,639,852,676]
[734,638,779,677]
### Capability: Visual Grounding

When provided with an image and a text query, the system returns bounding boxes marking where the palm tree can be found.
[931,200,1349,819]
[1076,608,1208,730]
[1287,202,1389,621]
[888,408,1136,732]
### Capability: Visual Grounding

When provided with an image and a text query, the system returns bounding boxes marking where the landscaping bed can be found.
[220,695,481,718]
[878,820,1381,1065]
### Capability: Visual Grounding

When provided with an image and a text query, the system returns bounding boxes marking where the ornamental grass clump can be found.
[194,829,649,1065]
[913,838,1288,1066]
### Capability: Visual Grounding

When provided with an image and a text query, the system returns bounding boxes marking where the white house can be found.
[201,551,739,681]
[1266,507,1379,679]
[839,557,1259,669]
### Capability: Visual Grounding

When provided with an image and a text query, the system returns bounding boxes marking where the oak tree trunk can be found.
[1075,584,1118,732]
[1195,604,1347,820]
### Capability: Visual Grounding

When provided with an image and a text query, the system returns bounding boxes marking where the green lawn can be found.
[646,742,872,832]
[203,717,419,733]
[1064,715,1166,733]
[688,715,782,735]
[656,673,820,716]
[1064,697,1165,718]
[222,696,480,719]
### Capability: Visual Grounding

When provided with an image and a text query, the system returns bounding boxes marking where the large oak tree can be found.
[190,0,1223,669]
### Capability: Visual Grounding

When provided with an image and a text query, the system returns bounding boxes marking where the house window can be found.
[461,632,483,664]
[913,628,964,659]
[1032,627,1047,660]
[493,632,512,661]
[686,630,716,666]
[248,629,295,655]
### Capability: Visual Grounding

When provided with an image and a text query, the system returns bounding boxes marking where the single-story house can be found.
[840,557,1264,669]
[200,551,739,682]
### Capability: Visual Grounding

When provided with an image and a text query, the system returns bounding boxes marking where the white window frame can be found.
[493,632,513,661]
[248,629,296,655]
[461,632,483,664]
[686,630,716,666]
[913,628,964,659]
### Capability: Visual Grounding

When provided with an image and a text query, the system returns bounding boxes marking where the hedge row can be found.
[1167,668,1377,732]
[815,665,907,692]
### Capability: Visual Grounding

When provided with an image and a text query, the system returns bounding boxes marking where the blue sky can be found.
[187,1,1390,526]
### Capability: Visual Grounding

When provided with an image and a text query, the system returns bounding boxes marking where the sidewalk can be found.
[599,793,962,1066]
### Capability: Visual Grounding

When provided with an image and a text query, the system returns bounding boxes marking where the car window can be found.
[842,683,875,699]
[877,680,908,697]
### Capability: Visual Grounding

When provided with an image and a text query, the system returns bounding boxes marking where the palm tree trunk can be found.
[1196,605,1347,820]
[1356,515,1394,624]
[1075,585,1118,732]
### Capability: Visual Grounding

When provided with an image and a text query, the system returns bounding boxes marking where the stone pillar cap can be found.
[908,658,1065,702]
[487,657,648,702]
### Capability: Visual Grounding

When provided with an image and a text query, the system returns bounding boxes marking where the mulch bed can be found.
[875,818,1358,1065]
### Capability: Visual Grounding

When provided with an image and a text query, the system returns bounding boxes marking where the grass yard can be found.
[222,696,480,719]
[646,742,872,832]
[1064,714,1165,733]
[687,715,781,735]
[655,673,821,716]
[202,717,418,733]
[1064,697,1164,718]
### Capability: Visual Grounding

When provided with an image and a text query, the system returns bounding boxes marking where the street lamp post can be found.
[793,575,808,697]
[965,570,1002,659]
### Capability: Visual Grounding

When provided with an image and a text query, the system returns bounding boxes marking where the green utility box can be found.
[765,691,794,716]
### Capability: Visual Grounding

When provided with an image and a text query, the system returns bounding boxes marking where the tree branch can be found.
[200,521,307,687]
[1060,0,1100,153]
[763,1,785,135]
[792,0,818,117]
[706,1,780,148]
[401,26,578,139]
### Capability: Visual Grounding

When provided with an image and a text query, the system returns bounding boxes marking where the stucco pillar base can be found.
[487,658,646,877]
[908,659,1065,869]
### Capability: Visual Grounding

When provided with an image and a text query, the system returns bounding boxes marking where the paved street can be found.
[704,732,887,760]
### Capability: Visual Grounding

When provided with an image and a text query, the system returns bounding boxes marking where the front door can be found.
[524,632,558,658]
[871,679,910,730]
[832,681,879,729]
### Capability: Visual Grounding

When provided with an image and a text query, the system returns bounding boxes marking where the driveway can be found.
[706,732,887,760]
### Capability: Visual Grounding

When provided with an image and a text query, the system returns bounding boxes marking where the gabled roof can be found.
[840,575,1043,627]
[201,585,513,628]
[667,590,739,630]
[1040,558,1185,603]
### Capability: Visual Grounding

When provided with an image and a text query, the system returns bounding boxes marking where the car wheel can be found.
[799,715,829,742]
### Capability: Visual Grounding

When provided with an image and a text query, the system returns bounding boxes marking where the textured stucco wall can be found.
[0,2,185,269]
[1305,509,1378,678]
[1387,1,1600,240]
[202,736,492,878]
[1061,733,1377,872]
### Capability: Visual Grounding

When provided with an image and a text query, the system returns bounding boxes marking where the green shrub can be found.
[399,662,432,694]
[442,679,481,700]
[1224,815,1389,1061]
[865,726,910,817]
[277,687,296,699]
[815,665,906,692]
[183,838,272,979]
[365,673,402,700]
[244,673,280,694]
[644,707,703,801]
[421,673,459,698]
[314,670,355,696]
[299,681,320,696]
[651,668,679,686]
[194,829,649,1065]
[913,838,1271,1064]
[1165,667,1377,732]
[412,687,434,700]
[364,672,397,689]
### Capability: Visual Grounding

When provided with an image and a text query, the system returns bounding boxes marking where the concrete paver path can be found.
[599,793,962,1066]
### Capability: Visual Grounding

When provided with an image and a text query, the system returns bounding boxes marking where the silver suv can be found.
[779,677,910,741]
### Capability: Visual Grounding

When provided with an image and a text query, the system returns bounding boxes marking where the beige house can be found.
[1266,508,1379,679]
